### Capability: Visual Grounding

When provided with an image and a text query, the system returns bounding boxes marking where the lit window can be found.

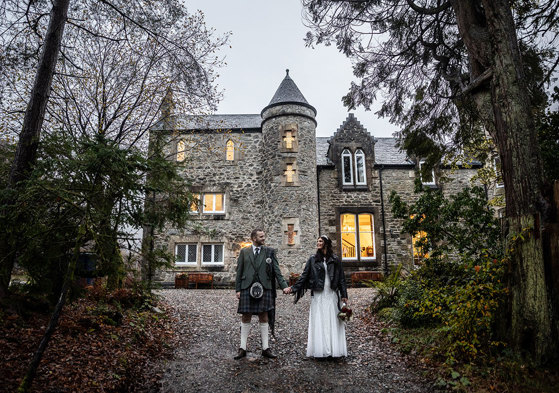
[283,131,295,149]
[190,194,200,213]
[341,149,353,185]
[493,157,504,188]
[341,213,376,261]
[226,140,235,161]
[358,213,375,259]
[419,160,435,185]
[412,231,429,265]
[177,140,186,162]
[202,244,224,265]
[285,164,295,183]
[203,193,225,213]
[175,244,197,265]
[355,149,366,185]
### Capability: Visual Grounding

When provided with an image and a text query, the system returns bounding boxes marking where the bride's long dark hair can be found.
[315,235,333,261]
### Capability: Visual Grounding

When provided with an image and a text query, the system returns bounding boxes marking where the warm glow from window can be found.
[358,213,375,259]
[226,140,234,161]
[285,164,295,183]
[190,194,200,212]
[341,213,357,260]
[284,131,295,149]
[177,140,186,162]
[341,213,375,260]
[203,193,225,213]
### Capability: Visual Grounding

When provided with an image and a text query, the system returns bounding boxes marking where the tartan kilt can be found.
[237,288,274,314]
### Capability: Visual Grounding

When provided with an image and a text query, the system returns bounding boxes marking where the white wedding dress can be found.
[306,262,347,358]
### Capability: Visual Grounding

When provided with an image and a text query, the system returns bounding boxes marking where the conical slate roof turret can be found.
[262,69,316,116]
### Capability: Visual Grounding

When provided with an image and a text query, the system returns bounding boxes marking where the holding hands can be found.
[283,287,292,294]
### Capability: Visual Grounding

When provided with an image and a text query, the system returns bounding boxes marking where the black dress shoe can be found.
[234,348,246,360]
[261,348,277,359]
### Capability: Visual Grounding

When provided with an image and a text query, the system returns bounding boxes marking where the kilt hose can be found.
[237,288,274,314]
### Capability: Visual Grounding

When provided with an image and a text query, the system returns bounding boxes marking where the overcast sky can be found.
[184,0,399,138]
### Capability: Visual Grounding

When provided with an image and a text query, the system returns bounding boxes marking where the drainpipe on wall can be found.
[378,165,389,276]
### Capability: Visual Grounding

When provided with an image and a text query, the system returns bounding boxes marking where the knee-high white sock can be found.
[260,322,269,350]
[240,322,251,350]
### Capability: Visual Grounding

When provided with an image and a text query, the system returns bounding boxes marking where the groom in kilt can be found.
[235,228,289,359]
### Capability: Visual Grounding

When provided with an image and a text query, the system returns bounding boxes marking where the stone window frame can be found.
[281,217,301,246]
[282,158,300,186]
[280,123,299,152]
[340,212,376,261]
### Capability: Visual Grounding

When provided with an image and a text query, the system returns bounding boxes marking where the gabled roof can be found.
[262,70,316,115]
[316,137,334,166]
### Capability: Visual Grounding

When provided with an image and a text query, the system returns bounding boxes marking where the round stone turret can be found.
[261,70,319,273]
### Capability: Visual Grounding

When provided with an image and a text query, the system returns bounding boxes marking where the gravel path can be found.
[155,288,438,393]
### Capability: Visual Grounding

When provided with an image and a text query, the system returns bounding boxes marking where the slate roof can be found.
[174,114,262,130]
[262,70,316,115]
[373,137,412,165]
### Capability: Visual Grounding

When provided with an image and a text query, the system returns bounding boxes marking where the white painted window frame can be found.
[341,149,354,185]
[202,193,226,214]
[419,160,436,186]
[201,244,224,266]
[354,149,367,185]
[175,243,198,266]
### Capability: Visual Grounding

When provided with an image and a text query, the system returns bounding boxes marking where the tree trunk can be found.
[0,0,70,298]
[453,0,556,363]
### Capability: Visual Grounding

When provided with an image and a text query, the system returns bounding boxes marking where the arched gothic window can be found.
[341,149,353,185]
[354,149,366,185]
[226,139,235,161]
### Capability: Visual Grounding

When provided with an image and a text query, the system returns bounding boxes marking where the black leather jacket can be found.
[291,254,348,300]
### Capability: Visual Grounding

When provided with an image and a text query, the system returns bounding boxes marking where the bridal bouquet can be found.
[338,303,353,322]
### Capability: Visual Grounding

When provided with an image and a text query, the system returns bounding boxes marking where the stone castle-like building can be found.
[151,70,481,286]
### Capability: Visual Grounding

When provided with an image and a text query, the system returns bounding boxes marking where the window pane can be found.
[355,151,366,184]
[341,233,356,259]
[359,232,375,258]
[213,245,223,262]
[358,213,373,232]
[341,213,356,232]
[190,194,200,212]
[177,140,186,162]
[176,245,186,263]
[341,213,357,259]
[215,194,223,211]
[226,140,234,161]
[187,245,197,263]
[343,155,352,183]
[202,245,212,262]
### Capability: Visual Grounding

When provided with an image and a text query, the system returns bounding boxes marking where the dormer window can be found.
[355,149,366,185]
[341,149,354,185]
[341,148,367,186]
[419,160,436,186]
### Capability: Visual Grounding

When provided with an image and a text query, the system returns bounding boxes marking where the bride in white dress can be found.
[287,236,348,358]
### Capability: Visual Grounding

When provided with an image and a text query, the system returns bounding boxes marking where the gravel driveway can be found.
[155,288,438,393]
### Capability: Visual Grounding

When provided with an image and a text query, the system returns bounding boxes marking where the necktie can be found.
[255,247,260,256]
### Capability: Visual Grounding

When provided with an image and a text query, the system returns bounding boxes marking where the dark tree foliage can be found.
[302,0,559,363]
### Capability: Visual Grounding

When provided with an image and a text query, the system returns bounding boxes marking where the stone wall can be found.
[152,130,266,286]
